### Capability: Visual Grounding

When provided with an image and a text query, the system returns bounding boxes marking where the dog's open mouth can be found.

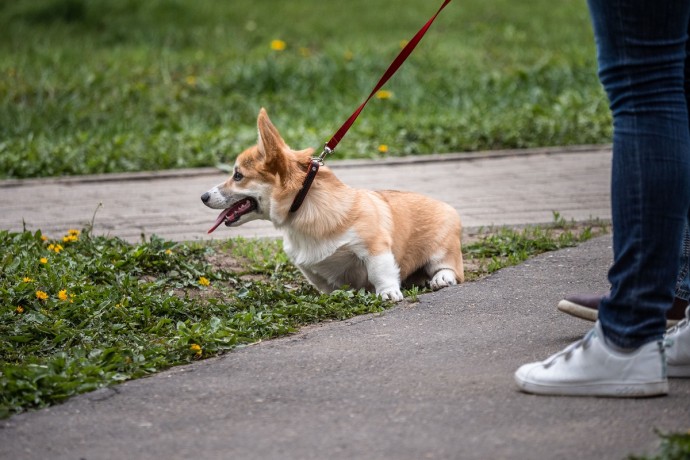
[207,198,258,234]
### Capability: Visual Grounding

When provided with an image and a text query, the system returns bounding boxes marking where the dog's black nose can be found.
[201,192,210,203]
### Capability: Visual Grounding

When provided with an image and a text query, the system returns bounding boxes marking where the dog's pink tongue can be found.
[208,208,231,234]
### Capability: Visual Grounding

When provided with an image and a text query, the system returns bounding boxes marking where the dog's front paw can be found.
[430,269,457,290]
[378,287,404,302]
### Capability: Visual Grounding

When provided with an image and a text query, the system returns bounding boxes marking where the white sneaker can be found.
[515,322,668,397]
[666,306,690,378]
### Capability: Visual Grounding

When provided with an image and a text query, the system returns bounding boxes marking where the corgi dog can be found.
[201,109,464,301]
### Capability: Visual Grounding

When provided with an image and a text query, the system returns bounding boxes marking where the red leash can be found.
[289,0,452,213]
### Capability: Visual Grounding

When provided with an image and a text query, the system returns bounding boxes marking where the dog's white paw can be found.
[378,287,404,302]
[430,269,457,290]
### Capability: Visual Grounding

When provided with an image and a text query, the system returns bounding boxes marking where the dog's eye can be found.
[233,170,244,181]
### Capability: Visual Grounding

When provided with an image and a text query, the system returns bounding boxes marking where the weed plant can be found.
[463,218,594,278]
[0,0,609,179]
[0,219,603,418]
[629,431,690,460]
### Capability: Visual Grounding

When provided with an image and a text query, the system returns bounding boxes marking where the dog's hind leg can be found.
[425,246,464,291]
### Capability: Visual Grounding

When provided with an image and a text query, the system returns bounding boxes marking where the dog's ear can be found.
[257,108,287,161]
[256,108,291,182]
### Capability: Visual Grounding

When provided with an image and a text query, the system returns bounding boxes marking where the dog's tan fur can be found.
[202,109,463,301]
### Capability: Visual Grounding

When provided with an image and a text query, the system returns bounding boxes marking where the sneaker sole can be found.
[515,376,669,397]
[557,300,680,328]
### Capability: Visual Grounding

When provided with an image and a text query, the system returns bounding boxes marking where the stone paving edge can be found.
[0,144,611,188]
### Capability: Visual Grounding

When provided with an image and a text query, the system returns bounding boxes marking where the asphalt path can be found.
[1,236,689,460]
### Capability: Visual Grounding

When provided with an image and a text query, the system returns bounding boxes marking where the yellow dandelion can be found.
[16,306,24,314]
[375,90,393,100]
[190,343,202,356]
[165,249,172,255]
[198,276,211,287]
[40,235,48,241]
[63,235,78,243]
[48,244,63,253]
[185,75,197,86]
[36,290,48,301]
[40,257,48,264]
[58,290,68,301]
[378,144,389,153]
[23,277,34,283]
[270,39,287,51]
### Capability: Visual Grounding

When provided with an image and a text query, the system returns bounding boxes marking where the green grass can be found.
[0,0,609,179]
[0,219,604,418]
[463,212,596,278]
[629,431,690,460]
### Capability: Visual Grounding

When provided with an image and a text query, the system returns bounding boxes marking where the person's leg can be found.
[592,0,690,349]
[665,15,690,379]
[557,14,690,326]
[516,0,690,396]
[667,230,690,377]
[674,224,690,302]
[557,223,690,327]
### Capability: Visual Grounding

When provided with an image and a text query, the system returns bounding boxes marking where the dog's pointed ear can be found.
[256,108,286,161]
[256,108,292,184]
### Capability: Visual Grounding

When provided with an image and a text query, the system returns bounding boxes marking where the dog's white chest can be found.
[283,229,370,289]
[282,229,356,265]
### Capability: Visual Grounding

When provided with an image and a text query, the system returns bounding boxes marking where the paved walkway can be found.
[2,236,689,460]
[0,145,611,241]
[4,146,689,460]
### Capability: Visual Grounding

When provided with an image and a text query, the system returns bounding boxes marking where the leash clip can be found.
[315,144,333,164]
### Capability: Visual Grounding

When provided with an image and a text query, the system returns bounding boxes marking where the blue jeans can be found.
[676,225,690,301]
[587,0,690,348]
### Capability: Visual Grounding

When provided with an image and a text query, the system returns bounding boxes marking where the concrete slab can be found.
[0,146,611,242]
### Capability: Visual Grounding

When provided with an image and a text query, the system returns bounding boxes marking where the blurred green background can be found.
[0,0,610,179]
